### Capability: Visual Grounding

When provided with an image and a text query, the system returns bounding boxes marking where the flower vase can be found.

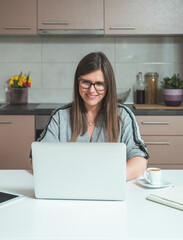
[163,89,183,106]
[10,88,28,105]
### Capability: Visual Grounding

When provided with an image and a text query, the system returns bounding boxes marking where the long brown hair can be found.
[70,52,120,142]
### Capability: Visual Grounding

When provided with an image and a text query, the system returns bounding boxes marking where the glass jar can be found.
[145,72,159,104]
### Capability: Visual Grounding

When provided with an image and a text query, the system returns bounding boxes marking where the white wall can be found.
[0,36,183,104]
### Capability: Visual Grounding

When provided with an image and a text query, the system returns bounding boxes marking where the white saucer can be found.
[137,179,172,189]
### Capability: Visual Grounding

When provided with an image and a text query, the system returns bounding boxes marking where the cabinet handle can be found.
[0,121,12,124]
[4,27,31,30]
[145,142,170,145]
[109,26,136,30]
[42,21,69,25]
[142,122,170,125]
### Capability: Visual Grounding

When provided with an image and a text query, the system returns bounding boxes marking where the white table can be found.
[0,170,183,240]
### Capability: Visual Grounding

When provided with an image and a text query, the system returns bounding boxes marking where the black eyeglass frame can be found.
[78,78,107,92]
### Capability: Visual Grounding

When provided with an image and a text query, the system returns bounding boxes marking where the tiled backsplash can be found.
[0,36,183,104]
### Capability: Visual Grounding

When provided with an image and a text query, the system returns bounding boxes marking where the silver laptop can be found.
[31,142,126,201]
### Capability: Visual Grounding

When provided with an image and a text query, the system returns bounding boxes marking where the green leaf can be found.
[161,74,183,89]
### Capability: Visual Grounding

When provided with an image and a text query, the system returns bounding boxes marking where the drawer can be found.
[143,136,183,165]
[136,116,183,135]
[0,115,35,169]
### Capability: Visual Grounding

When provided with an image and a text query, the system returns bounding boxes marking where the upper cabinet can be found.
[0,0,183,36]
[38,0,104,33]
[0,0,37,35]
[105,0,183,35]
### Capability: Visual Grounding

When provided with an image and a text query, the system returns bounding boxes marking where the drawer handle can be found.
[0,121,12,124]
[142,122,170,125]
[109,26,136,30]
[145,142,170,145]
[4,27,31,30]
[42,21,69,25]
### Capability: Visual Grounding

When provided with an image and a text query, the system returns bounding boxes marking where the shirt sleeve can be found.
[119,105,149,160]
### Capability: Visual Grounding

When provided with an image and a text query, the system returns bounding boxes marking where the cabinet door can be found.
[136,116,183,136]
[105,0,183,35]
[0,0,37,35]
[0,115,35,169]
[143,136,183,166]
[136,115,183,169]
[38,0,103,30]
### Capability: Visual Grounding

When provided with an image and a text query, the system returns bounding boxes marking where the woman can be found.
[38,52,149,181]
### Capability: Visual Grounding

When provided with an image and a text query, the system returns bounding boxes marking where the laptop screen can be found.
[32,142,126,201]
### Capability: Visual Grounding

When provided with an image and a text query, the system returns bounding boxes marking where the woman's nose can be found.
[88,84,96,92]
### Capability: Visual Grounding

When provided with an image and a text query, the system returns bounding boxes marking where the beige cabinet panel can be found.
[105,0,183,35]
[148,164,183,170]
[0,115,35,169]
[136,115,183,169]
[143,136,183,165]
[0,0,37,35]
[38,0,103,30]
[136,116,183,136]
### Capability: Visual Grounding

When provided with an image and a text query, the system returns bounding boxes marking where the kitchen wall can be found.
[0,36,183,104]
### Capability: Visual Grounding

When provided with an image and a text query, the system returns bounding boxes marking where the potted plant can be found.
[8,71,32,105]
[161,74,183,106]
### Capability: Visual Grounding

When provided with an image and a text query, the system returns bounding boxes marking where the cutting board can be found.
[133,104,183,110]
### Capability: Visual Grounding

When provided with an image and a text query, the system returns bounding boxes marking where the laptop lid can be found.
[32,142,126,201]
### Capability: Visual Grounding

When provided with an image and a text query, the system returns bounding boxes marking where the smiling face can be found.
[79,70,107,111]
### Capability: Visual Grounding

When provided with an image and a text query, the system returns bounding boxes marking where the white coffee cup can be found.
[143,168,162,185]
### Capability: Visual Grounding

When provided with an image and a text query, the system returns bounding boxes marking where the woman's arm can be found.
[126,156,147,181]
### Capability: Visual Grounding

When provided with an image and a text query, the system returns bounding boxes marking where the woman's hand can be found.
[126,156,147,181]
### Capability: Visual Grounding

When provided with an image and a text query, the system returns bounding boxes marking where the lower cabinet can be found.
[136,116,183,169]
[0,115,35,169]
[1,113,182,169]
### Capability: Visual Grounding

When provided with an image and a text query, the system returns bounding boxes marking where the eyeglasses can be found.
[78,78,106,92]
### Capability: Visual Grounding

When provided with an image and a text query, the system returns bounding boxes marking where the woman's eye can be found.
[96,82,104,86]
[82,80,90,85]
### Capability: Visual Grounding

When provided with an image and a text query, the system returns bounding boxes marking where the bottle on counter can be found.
[145,72,159,104]
[135,72,145,104]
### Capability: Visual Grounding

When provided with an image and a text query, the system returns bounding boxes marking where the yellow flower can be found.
[18,81,23,87]
[8,71,32,88]
[9,80,14,85]
[20,76,26,82]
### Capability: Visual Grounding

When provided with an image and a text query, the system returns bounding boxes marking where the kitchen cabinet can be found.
[0,0,37,35]
[38,0,103,31]
[136,115,183,169]
[0,115,35,169]
[105,0,183,35]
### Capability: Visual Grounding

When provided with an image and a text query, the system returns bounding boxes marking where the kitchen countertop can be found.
[0,103,183,115]
[127,104,183,115]
[0,103,39,115]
